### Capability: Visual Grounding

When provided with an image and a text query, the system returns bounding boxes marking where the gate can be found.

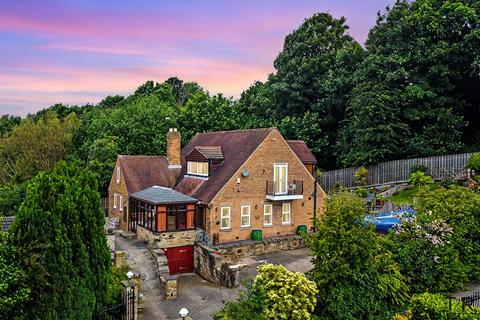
[164,245,194,274]
[93,286,136,320]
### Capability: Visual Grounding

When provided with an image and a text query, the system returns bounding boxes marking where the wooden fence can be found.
[320,152,474,192]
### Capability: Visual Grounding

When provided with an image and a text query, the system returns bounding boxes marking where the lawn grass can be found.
[389,184,438,206]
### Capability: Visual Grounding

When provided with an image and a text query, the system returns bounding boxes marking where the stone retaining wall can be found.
[194,234,306,287]
[213,234,305,262]
[137,226,196,248]
[194,243,240,288]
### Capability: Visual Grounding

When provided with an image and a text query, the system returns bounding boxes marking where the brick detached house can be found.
[108,128,325,274]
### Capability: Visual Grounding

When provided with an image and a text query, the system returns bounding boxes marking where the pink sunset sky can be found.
[0,0,393,116]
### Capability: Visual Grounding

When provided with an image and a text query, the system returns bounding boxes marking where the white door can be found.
[274,164,288,194]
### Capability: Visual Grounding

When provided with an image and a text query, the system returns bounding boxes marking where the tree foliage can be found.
[8,161,111,319]
[308,192,408,319]
[213,264,317,320]
[0,111,78,184]
[339,0,480,166]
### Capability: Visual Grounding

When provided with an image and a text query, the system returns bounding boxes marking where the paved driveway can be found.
[116,234,313,320]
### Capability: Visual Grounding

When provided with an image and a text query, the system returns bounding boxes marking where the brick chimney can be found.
[167,128,181,168]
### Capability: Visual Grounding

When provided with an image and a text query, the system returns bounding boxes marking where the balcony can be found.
[265,180,304,201]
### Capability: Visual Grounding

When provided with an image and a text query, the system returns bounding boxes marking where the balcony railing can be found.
[265,180,303,200]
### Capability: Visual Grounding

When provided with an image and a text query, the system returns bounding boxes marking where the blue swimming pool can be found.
[365,209,416,232]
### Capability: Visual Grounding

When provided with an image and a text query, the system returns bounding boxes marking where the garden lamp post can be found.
[178,307,189,319]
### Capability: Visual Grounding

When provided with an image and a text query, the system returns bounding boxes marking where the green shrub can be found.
[308,192,408,319]
[385,219,468,294]
[467,152,480,172]
[409,293,480,320]
[409,171,433,187]
[417,187,480,279]
[354,166,369,186]
[356,187,367,197]
[213,264,317,320]
[411,164,427,174]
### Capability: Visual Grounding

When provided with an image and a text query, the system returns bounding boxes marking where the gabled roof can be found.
[117,155,181,194]
[286,140,317,164]
[176,128,274,203]
[194,146,224,160]
[130,186,197,205]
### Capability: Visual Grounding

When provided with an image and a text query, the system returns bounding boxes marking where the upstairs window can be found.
[187,161,209,176]
[116,166,121,184]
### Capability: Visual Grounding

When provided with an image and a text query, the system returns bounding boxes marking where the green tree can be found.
[308,192,408,319]
[178,91,240,144]
[417,186,480,278]
[237,13,364,169]
[0,182,26,216]
[0,232,30,320]
[9,161,111,318]
[85,136,119,197]
[340,0,480,166]
[0,114,21,137]
[0,111,78,184]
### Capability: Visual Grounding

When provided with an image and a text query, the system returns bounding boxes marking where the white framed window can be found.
[113,193,117,209]
[263,204,273,226]
[240,206,251,228]
[282,203,291,224]
[274,163,288,194]
[116,166,121,184]
[187,161,209,176]
[119,194,124,211]
[220,207,231,230]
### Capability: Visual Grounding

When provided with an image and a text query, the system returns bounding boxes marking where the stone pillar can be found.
[114,251,126,268]
[164,275,178,300]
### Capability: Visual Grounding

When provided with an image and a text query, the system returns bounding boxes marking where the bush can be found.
[411,164,427,174]
[385,218,468,294]
[354,166,369,186]
[213,281,265,320]
[308,192,408,319]
[417,187,480,279]
[214,264,317,320]
[467,152,480,172]
[356,187,367,197]
[409,171,433,187]
[409,293,480,320]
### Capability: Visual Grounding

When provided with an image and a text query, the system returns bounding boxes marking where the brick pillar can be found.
[167,128,181,167]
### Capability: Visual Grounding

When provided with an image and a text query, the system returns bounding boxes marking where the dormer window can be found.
[187,161,209,176]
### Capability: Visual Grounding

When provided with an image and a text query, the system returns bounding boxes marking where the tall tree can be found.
[0,111,78,184]
[178,91,241,144]
[9,161,111,318]
[238,13,364,169]
[339,0,480,166]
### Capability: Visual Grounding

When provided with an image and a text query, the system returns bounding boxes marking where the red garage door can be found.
[163,245,194,274]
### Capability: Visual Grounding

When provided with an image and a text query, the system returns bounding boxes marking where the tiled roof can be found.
[130,186,197,205]
[286,140,317,164]
[175,176,206,196]
[176,128,275,203]
[118,156,181,194]
[194,146,224,159]
[1,216,15,232]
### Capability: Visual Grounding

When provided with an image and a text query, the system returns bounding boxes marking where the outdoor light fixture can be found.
[126,271,134,280]
[178,307,189,319]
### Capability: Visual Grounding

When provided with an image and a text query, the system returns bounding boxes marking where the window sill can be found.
[263,224,273,228]
[220,228,232,232]
[281,223,292,226]
[240,226,251,229]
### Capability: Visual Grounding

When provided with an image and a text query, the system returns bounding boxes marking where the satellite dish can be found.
[242,167,250,177]
[288,184,296,191]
